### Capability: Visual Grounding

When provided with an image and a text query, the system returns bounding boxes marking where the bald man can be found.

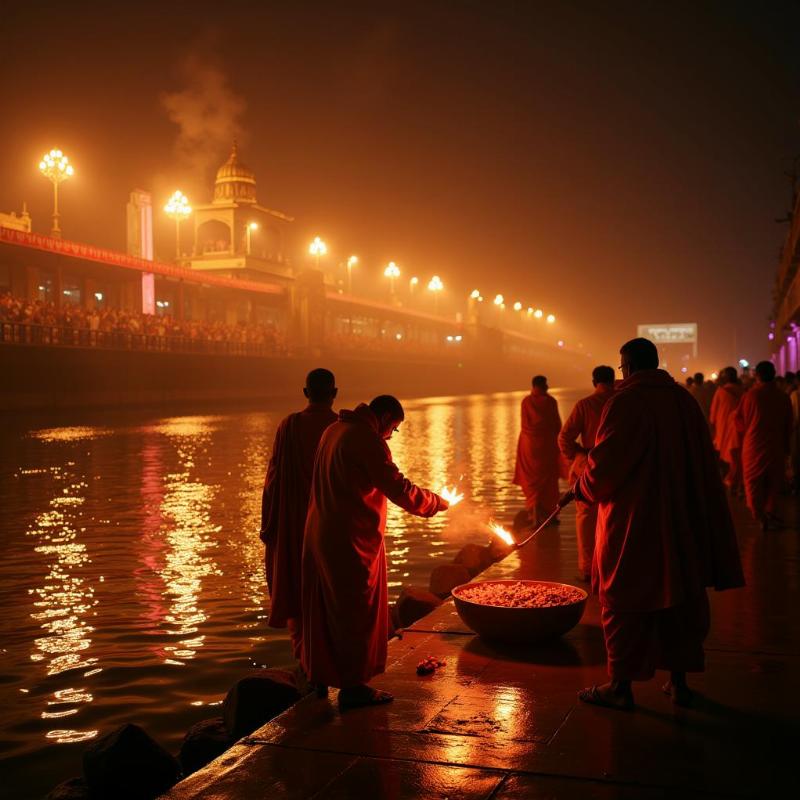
[260,368,338,659]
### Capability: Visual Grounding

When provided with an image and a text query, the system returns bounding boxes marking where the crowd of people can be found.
[0,293,287,353]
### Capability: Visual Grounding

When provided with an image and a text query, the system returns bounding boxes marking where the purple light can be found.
[768,333,775,340]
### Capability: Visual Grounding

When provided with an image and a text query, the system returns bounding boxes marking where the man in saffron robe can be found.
[513,375,563,526]
[709,366,745,494]
[565,338,744,709]
[302,395,448,710]
[260,368,338,659]
[558,365,615,581]
[734,360,793,531]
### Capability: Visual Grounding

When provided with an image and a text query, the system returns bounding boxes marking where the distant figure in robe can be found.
[260,368,338,658]
[301,395,448,710]
[734,360,793,531]
[567,338,743,710]
[709,366,745,495]
[689,372,716,422]
[558,365,615,581]
[513,375,563,526]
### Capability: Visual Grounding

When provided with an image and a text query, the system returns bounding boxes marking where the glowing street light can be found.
[428,275,444,314]
[384,261,401,295]
[546,313,556,324]
[470,289,481,299]
[409,276,419,292]
[309,236,327,268]
[533,308,543,319]
[39,149,74,238]
[346,255,358,294]
[163,190,192,261]
[493,294,504,307]
[513,301,522,312]
[245,222,259,255]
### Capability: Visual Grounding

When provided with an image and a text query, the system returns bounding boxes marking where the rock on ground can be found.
[395,586,443,627]
[223,668,301,740]
[429,564,472,598]
[179,717,232,776]
[46,777,89,800]
[453,543,494,577]
[83,723,180,799]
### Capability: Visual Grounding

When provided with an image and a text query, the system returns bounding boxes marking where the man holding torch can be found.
[563,338,744,709]
[301,395,449,710]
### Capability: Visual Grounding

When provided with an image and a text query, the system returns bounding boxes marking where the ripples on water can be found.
[0,389,579,798]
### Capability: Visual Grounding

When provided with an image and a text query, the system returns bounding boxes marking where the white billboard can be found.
[637,323,697,344]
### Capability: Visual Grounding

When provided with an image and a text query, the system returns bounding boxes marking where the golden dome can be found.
[213,141,257,204]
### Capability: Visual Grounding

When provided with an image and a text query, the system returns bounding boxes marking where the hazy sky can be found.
[2,0,799,368]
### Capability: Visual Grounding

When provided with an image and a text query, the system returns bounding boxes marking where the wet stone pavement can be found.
[163,496,800,799]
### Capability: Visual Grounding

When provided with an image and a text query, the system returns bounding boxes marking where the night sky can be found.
[2,0,799,370]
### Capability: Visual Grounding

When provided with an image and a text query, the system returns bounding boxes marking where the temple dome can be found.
[213,142,257,204]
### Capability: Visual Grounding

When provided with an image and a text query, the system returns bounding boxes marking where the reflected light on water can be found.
[26,469,98,743]
[156,417,222,664]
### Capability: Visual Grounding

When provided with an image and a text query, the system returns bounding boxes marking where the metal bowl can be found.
[452,579,588,644]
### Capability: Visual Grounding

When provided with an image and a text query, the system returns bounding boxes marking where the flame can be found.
[439,485,464,507]
[489,522,515,546]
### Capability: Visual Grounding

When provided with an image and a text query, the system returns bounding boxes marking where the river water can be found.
[0,388,581,797]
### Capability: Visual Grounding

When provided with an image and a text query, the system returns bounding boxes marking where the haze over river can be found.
[0,388,581,798]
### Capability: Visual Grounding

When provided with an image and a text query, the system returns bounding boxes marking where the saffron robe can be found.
[709,382,745,489]
[301,404,442,688]
[261,403,337,653]
[734,381,793,518]
[513,391,563,519]
[578,369,744,612]
[558,385,614,576]
[689,382,716,422]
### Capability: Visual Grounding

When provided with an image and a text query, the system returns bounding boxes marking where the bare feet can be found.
[578,682,634,711]
[338,684,394,711]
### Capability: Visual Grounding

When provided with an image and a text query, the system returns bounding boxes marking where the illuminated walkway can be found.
[164,496,799,798]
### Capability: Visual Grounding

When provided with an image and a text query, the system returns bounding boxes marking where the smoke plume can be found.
[160,56,246,178]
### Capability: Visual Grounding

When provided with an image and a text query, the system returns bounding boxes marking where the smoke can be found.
[442,500,495,543]
[160,56,246,178]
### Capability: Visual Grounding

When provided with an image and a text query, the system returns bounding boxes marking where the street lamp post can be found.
[164,190,192,262]
[347,255,358,294]
[246,222,259,255]
[309,236,327,269]
[427,275,444,315]
[384,262,401,298]
[38,149,74,238]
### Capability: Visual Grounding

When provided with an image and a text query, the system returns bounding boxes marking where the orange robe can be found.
[513,391,562,520]
[558,385,614,576]
[301,404,442,688]
[734,382,793,519]
[578,369,744,680]
[260,403,337,657]
[709,382,745,490]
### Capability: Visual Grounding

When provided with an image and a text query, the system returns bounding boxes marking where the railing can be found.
[0,321,287,358]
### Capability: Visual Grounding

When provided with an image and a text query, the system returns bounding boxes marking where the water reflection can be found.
[26,466,98,743]
[155,416,221,665]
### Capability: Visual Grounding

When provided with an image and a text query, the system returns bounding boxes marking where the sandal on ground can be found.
[662,680,693,708]
[338,686,394,711]
[578,685,634,711]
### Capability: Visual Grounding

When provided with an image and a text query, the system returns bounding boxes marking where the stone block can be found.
[395,586,443,627]
[222,668,301,740]
[453,543,494,577]
[83,723,180,800]
[429,564,472,598]
[178,717,232,776]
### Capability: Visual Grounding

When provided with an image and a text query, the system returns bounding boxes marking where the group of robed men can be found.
[260,369,449,710]
[262,337,746,714]
[514,337,744,709]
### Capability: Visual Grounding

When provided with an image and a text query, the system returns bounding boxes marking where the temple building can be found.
[189,143,294,284]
